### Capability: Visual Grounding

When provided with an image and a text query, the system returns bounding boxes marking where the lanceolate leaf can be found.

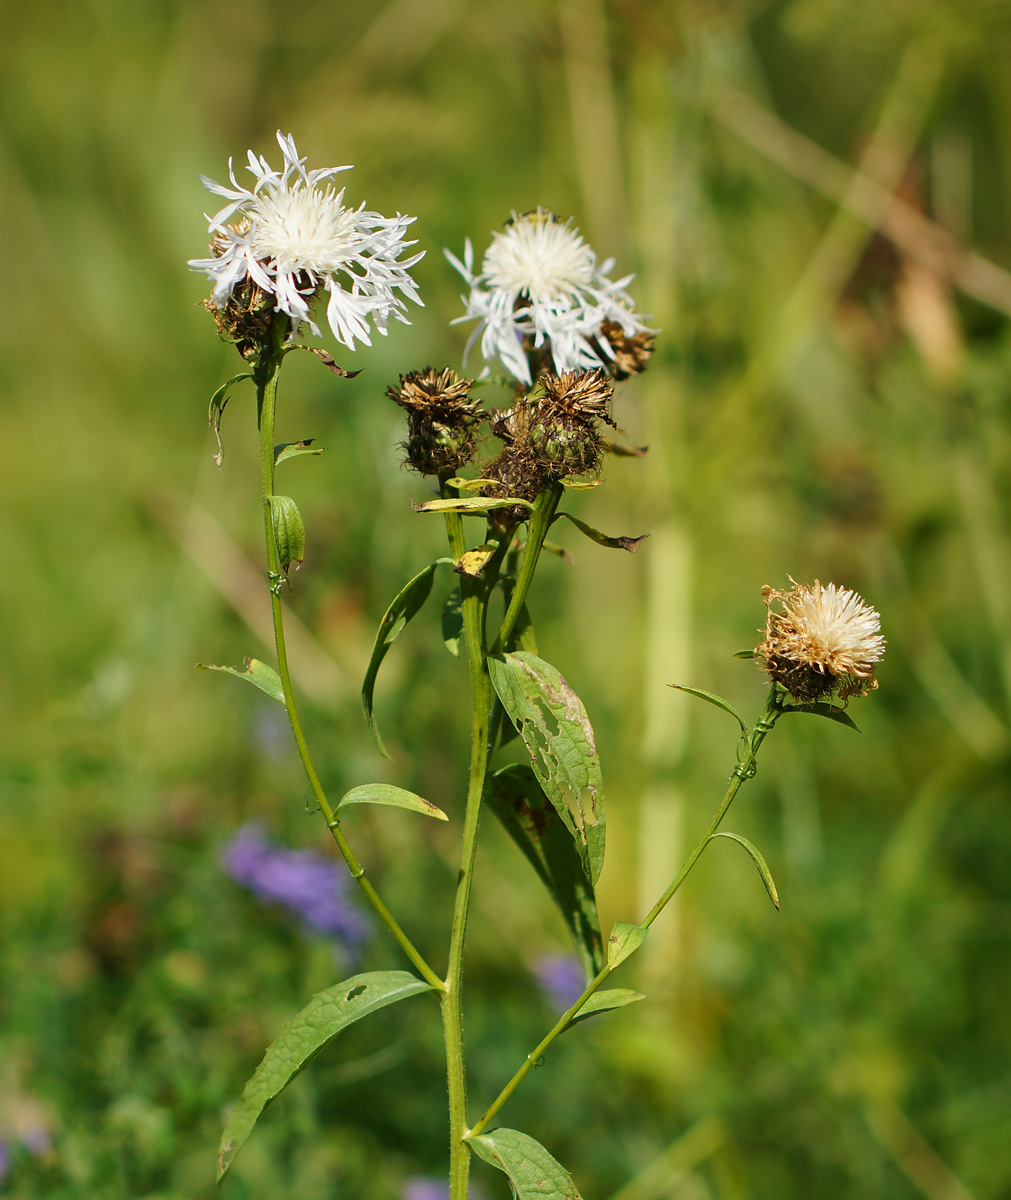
[486,765,603,978]
[711,832,780,910]
[668,684,748,735]
[275,439,325,466]
[566,988,645,1029]
[443,476,499,491]
[337,783,448,822]
[441,587,463,657]
[783,701,861,732]
[217,971,434,1181]
[268,495,305,576]
[197,657,285,704]
[488,652,605,885]
[362,560,450,756]
[554,511,648,552]
[412,496,534,515]
[607,920,647,969]
[466,1129,583,1200]
[208,372,253,467]
[732,649,756,659]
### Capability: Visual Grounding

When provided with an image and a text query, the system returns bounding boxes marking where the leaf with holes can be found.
[362,560,450,756]
[466,1128,583,1200]
[485,764,603,978]
[487,652,605,885]
[218,971,434,1181]
[197,657,284,704]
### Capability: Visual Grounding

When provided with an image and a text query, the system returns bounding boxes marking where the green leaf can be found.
[441,587,463,658]
[487,652,605,885]
[566,988,645,1029]
[337,783,448,822]
[197,657,285,704]
[555,511,648,552]
[362,561,450,756]
[607,919,647,969]
[412,496,534,515]
[559,477,603,490]
[668,684,748,735]
[467,1129,583,1200]
[711,832,780,910]
[486,765,603,978]
[443,476,499,491]
[218,971,434,1181]
[784,701,861,732]
[732,649,756,659]
[541,541,574,564]
[275,439,325,466]
[268,495,305,576]
[455,544,498,578]
[208,372,253,467]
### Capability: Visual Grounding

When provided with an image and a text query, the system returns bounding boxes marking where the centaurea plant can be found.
[190,133,885,1199]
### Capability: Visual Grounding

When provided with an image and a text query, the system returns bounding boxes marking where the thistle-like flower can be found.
[189,131,424,351]
[757,579,886,702]
[386,367,483,476]
[446,209,652,384]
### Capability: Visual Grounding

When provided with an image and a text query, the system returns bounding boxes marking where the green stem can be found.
[468,688,781,1138]
[492,482,563,655]
[256,332,443,994]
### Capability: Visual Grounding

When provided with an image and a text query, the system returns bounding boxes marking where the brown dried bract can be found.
[596,320,656,380]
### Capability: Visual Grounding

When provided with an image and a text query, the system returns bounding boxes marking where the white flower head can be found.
[757,579,886,701]
[445,208,653,385]
[189,131,424,350]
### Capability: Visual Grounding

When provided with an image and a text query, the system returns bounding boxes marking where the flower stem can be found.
[492,482,563,655]
[468,687,781,1137]
[255,333,443,993]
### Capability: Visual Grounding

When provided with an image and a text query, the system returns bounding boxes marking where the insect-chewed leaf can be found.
[197,657,284,704]
[607,920,647,969]
[566,987,644,1029]
[207,371,253,467]
[441,587,463,658]
[466,1128,583,1200]
[443,477,499,491]
[487,652,605,885]
[455,544,497,578]
[217,971,434,1181]
[268,495,305,576]
[486,764,603,978]
[783,701,861,732]
[412,496,534,515]
[275,439,325,466]
[668,684,748,735]
[554,511,648,552]
[362,560,451,756]
[711,832,780,910]
[337,783,448,822]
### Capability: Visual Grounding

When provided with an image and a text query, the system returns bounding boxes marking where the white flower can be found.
[445,209,651,384]
[189,131,423,350]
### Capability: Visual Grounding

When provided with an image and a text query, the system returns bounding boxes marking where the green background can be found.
[3,0,1011,1197]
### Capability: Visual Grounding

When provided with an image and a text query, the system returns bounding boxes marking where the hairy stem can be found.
[469,687,781,1137]
[256,335,443,993]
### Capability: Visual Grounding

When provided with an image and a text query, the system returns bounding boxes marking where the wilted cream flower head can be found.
[757,579,885,702]
[189,131,423,350]
[445,209,652,385]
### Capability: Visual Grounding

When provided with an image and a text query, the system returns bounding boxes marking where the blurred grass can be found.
[3,0,1011,1197]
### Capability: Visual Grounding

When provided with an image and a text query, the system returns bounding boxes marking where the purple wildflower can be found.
[21,1128,50,1157]
[222,825,370,949]
[403,1178,449,1200]
[534,952,585,1012]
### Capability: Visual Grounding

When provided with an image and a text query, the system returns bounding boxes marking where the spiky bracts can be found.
[386,367,483,476]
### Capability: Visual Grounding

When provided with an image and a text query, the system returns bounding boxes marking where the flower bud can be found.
[386,367,483,476]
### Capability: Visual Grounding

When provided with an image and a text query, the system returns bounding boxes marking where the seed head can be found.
[757,579,886,702]
[386,367,483,477]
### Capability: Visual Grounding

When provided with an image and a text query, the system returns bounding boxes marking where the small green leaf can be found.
[668,684,748,735]
[268,495,305,576]
[208,372,253,467]
[467,1129,583,1200]
[566,988,644,1028]
[607,920,647,969]
[362,561,450,756]
[488,652,606,885]
[559,477,603,490]
[441,587,463,658]
[275,439,325,466]
[217,971,434,1181]
[455,544,497,578]
[412,496,533,515]
[541,541,574,564]
[784,702,861,732]
[732,649,756,659]
[711,832,780,910]
[601,439,648,457]
[444,477,499,491]
[197,657,285,704]
[337,783,448,821]
[554,511,648,552]
[486,765,603,978]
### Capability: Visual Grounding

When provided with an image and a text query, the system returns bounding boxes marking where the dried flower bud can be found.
[527,368,615,477]
[386,367,483,476]
[480,445,548,526]
[757,579,886,702]
[595,319,656,380]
